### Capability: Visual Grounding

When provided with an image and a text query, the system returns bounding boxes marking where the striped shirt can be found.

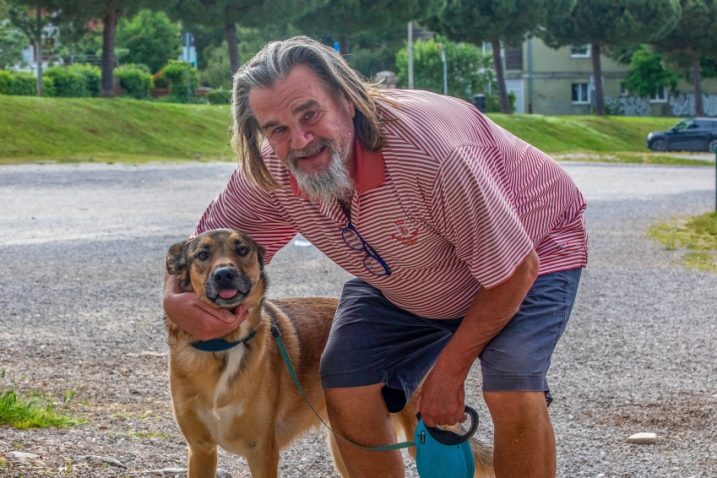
[196,89,588,319]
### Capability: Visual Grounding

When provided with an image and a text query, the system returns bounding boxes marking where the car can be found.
[647,117,717,153]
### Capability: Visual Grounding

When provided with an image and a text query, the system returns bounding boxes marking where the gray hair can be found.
[231,36,385,190]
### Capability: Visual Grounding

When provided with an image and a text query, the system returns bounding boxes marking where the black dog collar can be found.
[191,329,257,352]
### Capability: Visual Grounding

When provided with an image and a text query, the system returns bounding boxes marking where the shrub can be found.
[114,63,153,98]
[67,64,101,96]
[44,66,89,97]
[160,60,198,101]
[0,70,37,96]
[206,87,231,105]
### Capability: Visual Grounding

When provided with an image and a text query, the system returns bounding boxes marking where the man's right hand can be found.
[163,273,248,341]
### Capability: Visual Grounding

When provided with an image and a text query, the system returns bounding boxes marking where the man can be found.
[164,36,587,478]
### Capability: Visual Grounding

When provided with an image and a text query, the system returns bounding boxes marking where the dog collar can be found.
[191,330,257,352]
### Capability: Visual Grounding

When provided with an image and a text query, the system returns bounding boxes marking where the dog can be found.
[164,228,494,478]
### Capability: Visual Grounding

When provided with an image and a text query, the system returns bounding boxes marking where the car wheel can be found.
[650,139,667,152]
[708,139,717,154]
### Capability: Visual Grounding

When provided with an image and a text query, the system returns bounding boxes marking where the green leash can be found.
[270,322,414,452]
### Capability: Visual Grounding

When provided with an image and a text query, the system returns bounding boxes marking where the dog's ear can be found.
[166,240,188,274]
[256,244,266,271]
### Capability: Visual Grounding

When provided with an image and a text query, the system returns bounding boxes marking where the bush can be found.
[206,87,231,105]
[114,63,153,98]
[0,70,37,96]
[67,64,101,96]
[44,66,89,97]
[160,60,198,101]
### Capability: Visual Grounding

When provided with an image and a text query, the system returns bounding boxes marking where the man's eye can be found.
[271,126,287,137]
[196,251,209,261]
[237,246,250,256]
[304,111,316,121]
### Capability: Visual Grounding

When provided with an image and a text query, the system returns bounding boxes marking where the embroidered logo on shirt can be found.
[391,219,419,246]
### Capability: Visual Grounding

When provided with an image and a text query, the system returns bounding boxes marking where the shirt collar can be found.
[288,136,385,199]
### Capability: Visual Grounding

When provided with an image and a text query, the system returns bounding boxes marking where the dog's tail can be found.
[471,438,495,478]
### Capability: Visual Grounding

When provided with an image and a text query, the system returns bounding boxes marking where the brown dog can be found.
[164,228,494,478]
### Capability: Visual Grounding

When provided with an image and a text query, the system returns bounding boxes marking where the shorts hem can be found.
[321,370,385,389]
[482,373,548,392]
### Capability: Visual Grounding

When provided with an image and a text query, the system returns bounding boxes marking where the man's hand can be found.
[163,272,248,340]
[417,359,467,427]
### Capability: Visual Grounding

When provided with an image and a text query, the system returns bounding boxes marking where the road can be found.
[0,161,715,477]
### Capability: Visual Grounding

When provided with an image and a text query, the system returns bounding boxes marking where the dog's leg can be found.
[327,431,350,478]
[245,442,280,478]
[186,441,218,478]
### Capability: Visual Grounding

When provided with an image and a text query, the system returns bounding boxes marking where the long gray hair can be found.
[231,36,385,190]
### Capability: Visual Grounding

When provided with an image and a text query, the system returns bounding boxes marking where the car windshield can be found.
[673,120,695,131]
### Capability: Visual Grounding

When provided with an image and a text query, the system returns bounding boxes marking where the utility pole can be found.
[407,21,414,89]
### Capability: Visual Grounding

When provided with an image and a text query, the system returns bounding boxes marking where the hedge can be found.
[114,64,153,99]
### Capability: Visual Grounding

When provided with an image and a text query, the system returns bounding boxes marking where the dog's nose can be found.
[213,267,238,287]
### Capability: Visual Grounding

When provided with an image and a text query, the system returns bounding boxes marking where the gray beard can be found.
[287,141,354,205]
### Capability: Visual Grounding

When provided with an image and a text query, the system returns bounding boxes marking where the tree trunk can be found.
[224,8,240,77]
[491,38,511,114]
[100,4,119,97]
[339,34,349,56]
[34,8,43,97]
[692,56,703,116]
[591,43,605,115]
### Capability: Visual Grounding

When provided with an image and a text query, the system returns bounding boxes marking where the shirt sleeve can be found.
[194,168,298,263]
[429,144,535,288]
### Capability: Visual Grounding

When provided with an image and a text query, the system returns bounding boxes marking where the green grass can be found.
[0,389,83,429]
[0,95,713,165]
[0,95,234,163]
[649,212,717,272]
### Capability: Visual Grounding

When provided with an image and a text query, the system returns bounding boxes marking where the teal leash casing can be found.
[414,407,477,478]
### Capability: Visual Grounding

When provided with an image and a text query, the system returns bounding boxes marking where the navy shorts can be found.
[319,269,582,412]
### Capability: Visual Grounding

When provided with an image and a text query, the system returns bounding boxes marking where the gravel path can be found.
[0,161,715,477]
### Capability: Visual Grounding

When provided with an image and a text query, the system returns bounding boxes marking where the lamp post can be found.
[439,45,447,95]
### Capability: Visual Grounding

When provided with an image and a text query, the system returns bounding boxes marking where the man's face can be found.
[249,65,356,203]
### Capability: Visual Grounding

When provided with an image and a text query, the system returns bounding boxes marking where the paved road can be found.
[0,161,715,477]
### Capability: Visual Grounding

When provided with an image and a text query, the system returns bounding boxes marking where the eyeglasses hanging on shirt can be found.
[341,221,392,277]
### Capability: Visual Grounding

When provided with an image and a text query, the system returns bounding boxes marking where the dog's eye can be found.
[236,245,250,256]
[196,251,209,261]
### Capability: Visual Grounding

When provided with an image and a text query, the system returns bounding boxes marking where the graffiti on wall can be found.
[606,94,717,116]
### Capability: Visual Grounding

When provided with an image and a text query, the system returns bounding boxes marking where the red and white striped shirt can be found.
[196,89,587,319]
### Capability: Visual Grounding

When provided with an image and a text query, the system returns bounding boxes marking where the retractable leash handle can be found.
[414,406,478,478]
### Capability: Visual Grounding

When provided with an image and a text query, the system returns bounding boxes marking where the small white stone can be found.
[9,451,40,460]
[627,432,658,444]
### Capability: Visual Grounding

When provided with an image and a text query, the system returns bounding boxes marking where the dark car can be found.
[647,117,717,153]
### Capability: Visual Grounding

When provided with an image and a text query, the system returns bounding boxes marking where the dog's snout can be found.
[213,266,238,286]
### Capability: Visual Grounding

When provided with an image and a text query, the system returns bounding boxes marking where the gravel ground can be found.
[0,161,715,477]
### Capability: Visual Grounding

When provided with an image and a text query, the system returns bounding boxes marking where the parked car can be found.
[647,117,717,153]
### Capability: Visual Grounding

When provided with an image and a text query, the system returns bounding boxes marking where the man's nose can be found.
[290,126,314,151]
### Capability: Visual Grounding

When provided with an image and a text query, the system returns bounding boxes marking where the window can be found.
[570,45,590,58]
[571,83,590,104]
[649,86,667,103]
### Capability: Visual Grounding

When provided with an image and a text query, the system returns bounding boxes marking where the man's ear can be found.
[166,241,188,274]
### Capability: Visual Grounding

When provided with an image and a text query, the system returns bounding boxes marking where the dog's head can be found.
[166,229,266,310]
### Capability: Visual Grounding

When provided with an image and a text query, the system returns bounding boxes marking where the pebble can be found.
[627,432,658,444]
[9,451,40,460]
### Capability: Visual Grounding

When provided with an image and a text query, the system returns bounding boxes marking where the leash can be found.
[270,321,413,452]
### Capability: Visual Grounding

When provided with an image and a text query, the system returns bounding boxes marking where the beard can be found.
[287,138,354,205]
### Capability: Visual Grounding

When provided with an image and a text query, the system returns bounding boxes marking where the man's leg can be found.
[324,384,404,478]
[484,391,556,478]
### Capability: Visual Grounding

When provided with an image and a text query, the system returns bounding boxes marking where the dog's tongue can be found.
[219,289,239,299]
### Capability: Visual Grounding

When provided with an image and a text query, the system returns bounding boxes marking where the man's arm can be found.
[163,271,248,341]
[418,249,540,427]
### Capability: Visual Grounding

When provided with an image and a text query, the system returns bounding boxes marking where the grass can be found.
[0,388,83,429]
[649,212,717,272]
[0,95,713,166]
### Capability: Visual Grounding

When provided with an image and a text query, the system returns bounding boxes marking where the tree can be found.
[541,0,681,115]
[0,16,27,69]
[623,44,678,99]
[117,9,181,72]
[5,0,64,96]
[293,0,438,57]
[429,0,550,114]
[173,0,311,81]
[651,0,717,116]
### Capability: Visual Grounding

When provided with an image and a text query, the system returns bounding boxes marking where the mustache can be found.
[287,139,332,163]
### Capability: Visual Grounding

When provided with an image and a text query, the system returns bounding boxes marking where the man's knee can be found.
[484,390,550,428]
